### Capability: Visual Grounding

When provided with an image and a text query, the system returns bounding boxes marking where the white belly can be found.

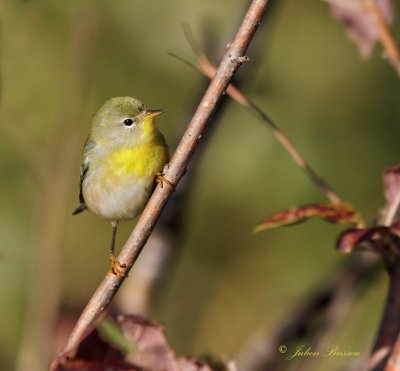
[82,172,155,221]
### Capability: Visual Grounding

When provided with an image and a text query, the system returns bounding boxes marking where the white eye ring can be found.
[123,118,134,127]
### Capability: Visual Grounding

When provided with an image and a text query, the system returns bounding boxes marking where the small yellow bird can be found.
[73,97,169,275]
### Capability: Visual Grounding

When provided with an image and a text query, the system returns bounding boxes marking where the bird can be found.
[73,96,170,276]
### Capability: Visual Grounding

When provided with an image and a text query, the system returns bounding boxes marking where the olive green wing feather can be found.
[72,139,96,215]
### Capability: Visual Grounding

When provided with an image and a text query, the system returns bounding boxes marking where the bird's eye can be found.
[123,118,134,127]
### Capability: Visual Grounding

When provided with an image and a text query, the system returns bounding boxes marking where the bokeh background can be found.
[1,0,400,370]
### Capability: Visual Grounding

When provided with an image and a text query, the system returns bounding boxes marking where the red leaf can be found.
[328,0,394,57]
[119,316,213,371]
[254,203,360,233]
[51,315,215,371]
[336,225,400,253]
[337,227,372,253]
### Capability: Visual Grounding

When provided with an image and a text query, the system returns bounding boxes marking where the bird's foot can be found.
[156,172,175,189]
[109,253,128,277]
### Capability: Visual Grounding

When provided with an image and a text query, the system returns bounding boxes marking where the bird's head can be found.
[91,96,165,146]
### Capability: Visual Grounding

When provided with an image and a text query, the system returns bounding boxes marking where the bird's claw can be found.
[156,172,175,189]
[109,253,128,277]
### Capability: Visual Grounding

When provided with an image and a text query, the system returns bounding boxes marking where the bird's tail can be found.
[72,203,87,215]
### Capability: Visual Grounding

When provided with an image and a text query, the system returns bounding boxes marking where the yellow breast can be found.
[82,141,169,221]
[106,142,169,181]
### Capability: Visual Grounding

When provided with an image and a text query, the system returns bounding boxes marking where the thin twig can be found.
[367,259,400,371]
[363,0,400,75]
[52,0,270,364]
[382,187,400,226]
[170,30,342,205]
[116,64,228,315]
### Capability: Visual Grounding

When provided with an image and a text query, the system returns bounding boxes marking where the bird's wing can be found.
[72,139,97,215]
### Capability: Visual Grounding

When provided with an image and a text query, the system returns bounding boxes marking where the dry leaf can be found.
[254,203,360,233]
[328,0,394,57]
[52,315,216,371]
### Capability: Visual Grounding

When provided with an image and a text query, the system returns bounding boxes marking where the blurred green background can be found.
[1,0,399,370]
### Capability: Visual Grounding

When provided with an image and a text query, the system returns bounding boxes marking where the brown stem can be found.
[53,0,270,364]
[368,259,400,371]
[116,72,224,315]
[248,104,342,205]
[173,36,342,205]
[363,0,400,75]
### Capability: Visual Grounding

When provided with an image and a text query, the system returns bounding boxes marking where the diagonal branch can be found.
[170,29,342,205]
[53,0,270,364]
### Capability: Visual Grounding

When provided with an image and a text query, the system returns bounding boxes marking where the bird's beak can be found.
[144,109,165,119]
